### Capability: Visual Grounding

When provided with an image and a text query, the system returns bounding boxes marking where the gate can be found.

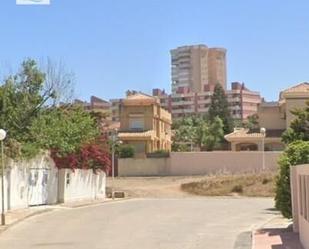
[28,168,50,206]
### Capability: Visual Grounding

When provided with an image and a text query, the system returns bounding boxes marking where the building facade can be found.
[171,45,227,93]
[153,82,261,120]
[74,96,111,113]
[110,98,121,121]
[118,93,172,156]
[74,96,120,138]
[225,82,309,151]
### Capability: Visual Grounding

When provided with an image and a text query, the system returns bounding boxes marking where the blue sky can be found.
[1,0,309,101]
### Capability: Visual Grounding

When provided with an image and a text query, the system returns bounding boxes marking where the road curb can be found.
[0,208,55,235]
[61,197,132,209]
[0,198,131,235]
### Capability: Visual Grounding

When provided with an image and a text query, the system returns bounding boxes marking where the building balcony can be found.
[242,106,258,111]
[171,100,194,106]
[197,108,209,113]
[242,97,261,103]
[172,108,195,114]
[197,99,211,104]
[230,106,241,111]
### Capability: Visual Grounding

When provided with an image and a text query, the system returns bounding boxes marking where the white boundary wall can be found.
[58,169,106,203]
[291,164,309,249]
[0,154,107,211]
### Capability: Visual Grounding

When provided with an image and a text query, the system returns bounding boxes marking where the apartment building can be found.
[171,45,227,93]
[74,96,120,137]
[117,92,172,156]
[153,82,261,120]
[110,98,121,121]
[74,96,111,114]
[225,82,309,151]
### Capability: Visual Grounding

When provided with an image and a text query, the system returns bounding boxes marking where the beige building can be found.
[118,92,172,156]
[225,82,309,151]
[171,45,227,93]
[153,82,261,120]
[74,96,111,114]
[110,98,121,121]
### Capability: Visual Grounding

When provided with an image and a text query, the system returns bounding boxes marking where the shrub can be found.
[147,150,170,158]
[275,141,309,218]
[231,184,243,193]
[51,143,111,173]
[119,145,135,158]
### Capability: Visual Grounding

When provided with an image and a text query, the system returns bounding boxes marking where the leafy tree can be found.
[282,101,309,144]
[26,106,100,157]
[0,59,107,166]
[0,59,52,142]
[172,117,197,151]
[0,59,58,157]
[196,116,224,151]
[275,141,309,218]
[243,114,259,129]
[172,116,224,151]
[208,84,233,134]
[275,101,309,218]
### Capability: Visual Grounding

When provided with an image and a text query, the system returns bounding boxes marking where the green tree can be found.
[172,116,224,151]
[275,141,309,218]
[196,116,224,151]
[0,59,58,157]
[208,84,233,134]
[0,59,102,160]
[282,101,309,144]
[26,106,100,157]
[172,117,197,152]
[243,114,259,129]
[275,101,309,218]
[0,59,52,142]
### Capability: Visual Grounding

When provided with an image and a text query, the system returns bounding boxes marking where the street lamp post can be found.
[111,131,116,200]
[0,129,7,226]
[260,127,266,171]
[111,129,122,200]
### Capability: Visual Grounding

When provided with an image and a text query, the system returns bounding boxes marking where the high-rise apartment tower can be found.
[171,45,227,94]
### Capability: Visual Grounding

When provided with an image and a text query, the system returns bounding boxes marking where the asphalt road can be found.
[0,198,277,249]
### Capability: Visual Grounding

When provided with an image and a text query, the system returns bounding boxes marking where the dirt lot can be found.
[107,173,276,198]
[106,176,208,198]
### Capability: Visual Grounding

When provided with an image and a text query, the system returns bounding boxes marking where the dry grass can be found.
[181,172,276,197]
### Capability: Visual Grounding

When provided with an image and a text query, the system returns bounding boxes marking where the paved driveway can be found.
[0,198,277,249]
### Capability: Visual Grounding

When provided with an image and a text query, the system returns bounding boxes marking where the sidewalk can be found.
[253,216,304,249]
[0,205,56,234]
[0,198,120,234]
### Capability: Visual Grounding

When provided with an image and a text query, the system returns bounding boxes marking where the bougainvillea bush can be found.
[51,143,111,173]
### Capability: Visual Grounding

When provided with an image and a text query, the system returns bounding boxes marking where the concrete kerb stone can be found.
[0,197,132,236]
[0,208,55,235]
[60,197,131,209]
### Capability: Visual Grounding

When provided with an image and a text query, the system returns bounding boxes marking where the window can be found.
[129,117,144,131]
